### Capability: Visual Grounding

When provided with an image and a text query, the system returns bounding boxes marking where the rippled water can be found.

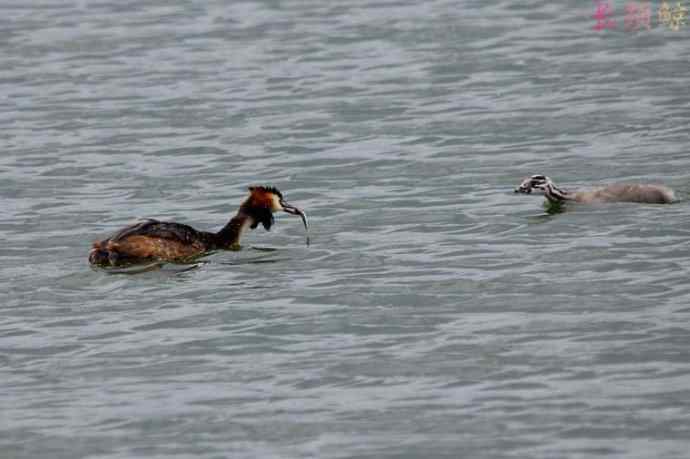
[2,1,690,458]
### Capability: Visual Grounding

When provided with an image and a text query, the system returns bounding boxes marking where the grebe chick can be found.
[515,175,675,205]
[89,186,308,267]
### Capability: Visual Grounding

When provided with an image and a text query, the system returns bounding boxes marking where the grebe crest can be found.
[243,186,309,232]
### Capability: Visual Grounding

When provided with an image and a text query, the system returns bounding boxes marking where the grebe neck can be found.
[213,211,254,249]
[543,181,574,203]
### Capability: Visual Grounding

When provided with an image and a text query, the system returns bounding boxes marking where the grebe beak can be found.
[514,178,533,194]
[281,202,310,246]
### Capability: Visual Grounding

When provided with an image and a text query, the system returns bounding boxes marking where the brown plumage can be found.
[89,186,309,267]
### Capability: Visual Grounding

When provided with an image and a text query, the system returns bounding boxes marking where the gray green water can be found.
[2,1,690,458]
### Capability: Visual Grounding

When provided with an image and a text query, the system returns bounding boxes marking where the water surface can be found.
[2,1,690,458]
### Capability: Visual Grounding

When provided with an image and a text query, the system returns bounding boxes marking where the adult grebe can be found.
[89,186,308,267]
[515,175,675,205]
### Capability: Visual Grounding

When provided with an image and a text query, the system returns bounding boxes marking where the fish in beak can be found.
[281,201,310,246]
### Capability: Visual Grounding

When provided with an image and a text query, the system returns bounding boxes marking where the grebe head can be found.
[243,186,309,233]
[515,175,551,194]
